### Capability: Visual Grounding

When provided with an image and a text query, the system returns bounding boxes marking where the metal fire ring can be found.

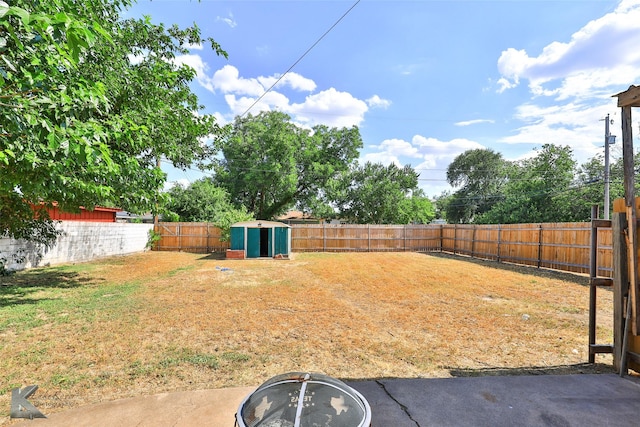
[235,372,371,427]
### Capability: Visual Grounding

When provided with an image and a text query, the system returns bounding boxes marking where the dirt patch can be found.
[0,251,615,424]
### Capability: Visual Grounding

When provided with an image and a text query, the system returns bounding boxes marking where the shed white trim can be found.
[231,220,291,229]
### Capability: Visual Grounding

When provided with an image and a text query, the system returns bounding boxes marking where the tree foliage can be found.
[445,148,508,223]
[0,0,225,245]
[560,152,640,221]
[332,162,434,224]
[477,145,577,224]
[165,178,253,241]
[551,155,606,222]
[397,189,436,224]
[214,111,362,219]
[1,0,117,245]
[438,144,640,224]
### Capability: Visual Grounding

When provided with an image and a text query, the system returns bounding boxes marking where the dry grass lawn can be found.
[0,251,615,424]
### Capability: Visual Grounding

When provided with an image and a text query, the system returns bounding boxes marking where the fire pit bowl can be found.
[235,372,371,427]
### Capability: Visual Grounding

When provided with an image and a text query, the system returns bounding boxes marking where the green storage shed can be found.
[229,221,291,259]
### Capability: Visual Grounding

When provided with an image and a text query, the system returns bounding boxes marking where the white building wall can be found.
[0,221,154,271]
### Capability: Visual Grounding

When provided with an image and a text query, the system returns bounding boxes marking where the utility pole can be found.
[603,114,616,220]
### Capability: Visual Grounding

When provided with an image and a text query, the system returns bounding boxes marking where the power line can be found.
[240,0,361,117]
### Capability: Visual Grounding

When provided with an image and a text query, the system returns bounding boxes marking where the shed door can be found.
[247,228,260,258]
[230,227,244,250]
[274,227,288,256]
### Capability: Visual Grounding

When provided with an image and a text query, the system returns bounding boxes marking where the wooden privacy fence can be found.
[154,222,228,253]
[292,224,441,252]
[154,221,613,277]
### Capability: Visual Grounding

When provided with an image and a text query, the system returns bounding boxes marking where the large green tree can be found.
[1,0,225,246]
[445,148,509,223]
[214,111,362,219]
[478,144,576,224]
[332,162,434,224]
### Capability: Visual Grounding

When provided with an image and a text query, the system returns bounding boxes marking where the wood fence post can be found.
[537,224,543,268]
[589,205,599,363]
[323,223,326,252]
[471,225,477,258]
[404,225,407,251]
[497,225,502,263]
[211,223,214,253]
[621,104,639,334]
[368,224,371,252]
[439,225,443,252]
[612,212,628,370]
[453,224,457,255]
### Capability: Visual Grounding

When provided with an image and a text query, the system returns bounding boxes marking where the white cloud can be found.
[498,101,623,163]
[497,0,640,97]
[412,135,484,168]
[173,59,381,129]
[493,0,640,167]
[413,137,486,196]
[455,119,495,127]
[258,72,317,92]
[497,48,531,89]
[216,12,237,28]
[376,138,420,158]
[496,77,518,94]
[225,92,291,117]
[184,43,203,51]
[211,111,230,126]
[173,54,216,92]
[212,65,265,96]
[366,95,392,109]
[205,67,355,123]
[362,135,485,196]
[289,88,369,128]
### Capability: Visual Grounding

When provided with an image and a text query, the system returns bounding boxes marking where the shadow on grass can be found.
[198,252,227,261]
[422,251,591,287]
[0,269,94,308]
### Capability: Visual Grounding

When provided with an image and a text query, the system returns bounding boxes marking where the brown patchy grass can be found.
[0,251,615,424]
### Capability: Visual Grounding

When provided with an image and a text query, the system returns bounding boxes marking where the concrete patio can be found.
[13,373,640,426]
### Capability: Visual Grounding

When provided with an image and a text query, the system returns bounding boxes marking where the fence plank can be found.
[154,222,227,253]
[155,222,612,277]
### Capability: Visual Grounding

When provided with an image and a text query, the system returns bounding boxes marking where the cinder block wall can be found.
[0,221,154,271]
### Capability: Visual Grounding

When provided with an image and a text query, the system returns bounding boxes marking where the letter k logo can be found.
[11,385,46,419]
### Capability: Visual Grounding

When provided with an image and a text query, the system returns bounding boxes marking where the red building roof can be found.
[44,204,122,222]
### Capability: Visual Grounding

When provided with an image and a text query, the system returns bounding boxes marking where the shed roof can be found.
[613,84,640,107]
[231,220,291,228]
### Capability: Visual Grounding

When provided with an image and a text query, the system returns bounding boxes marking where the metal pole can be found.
[604,114,611,220]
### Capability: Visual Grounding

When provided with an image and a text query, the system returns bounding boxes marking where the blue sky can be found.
[125,0,640,197]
